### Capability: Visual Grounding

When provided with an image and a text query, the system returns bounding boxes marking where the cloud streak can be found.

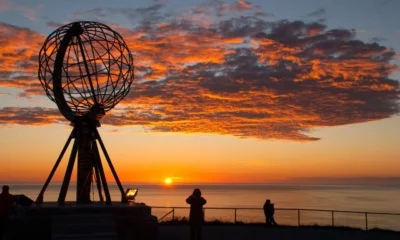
[0,107,62,125]
[0,0,41,21]
[0,0,399,141]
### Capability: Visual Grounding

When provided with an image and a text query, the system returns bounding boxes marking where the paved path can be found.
[158,225,400,240]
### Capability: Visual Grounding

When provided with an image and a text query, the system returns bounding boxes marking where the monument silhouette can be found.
[8,21,157,240]
[36,21,134,205]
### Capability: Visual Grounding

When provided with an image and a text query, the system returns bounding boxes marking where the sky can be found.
[0,0,399,185]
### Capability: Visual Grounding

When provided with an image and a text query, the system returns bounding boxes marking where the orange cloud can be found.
[0,3,399,141]
[0,22,44,94]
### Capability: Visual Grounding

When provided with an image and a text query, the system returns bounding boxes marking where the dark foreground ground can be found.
[158,225,400,240]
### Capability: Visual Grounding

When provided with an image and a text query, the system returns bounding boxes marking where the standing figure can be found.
[0,185,14,239]
[186,188,207,240]
[263,199,278,226]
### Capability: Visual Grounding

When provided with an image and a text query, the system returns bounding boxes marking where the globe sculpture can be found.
[36,21,134,205]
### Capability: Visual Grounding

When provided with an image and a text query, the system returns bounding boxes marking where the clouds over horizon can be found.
[0,0,399,141]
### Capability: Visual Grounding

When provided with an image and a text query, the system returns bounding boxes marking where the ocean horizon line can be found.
[2,180,400,187]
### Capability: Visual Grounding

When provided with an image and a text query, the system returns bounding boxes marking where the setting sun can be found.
[164,178,173,185]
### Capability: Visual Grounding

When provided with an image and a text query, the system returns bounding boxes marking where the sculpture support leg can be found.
[58,135,79,206]
[94,128,126,202]
[94,164,104,202]
[93,141,112,204]
[36,120,126,204]
[36,130,74,204]
[77,135,94,203]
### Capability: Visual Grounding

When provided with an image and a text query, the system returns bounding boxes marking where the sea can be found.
[5,183,400,231]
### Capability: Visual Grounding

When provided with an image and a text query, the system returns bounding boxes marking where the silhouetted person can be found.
[186,188,207,240]
[0,185,14,240]
[263,199,278,226]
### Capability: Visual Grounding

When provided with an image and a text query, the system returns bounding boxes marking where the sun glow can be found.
[164,178,173,185]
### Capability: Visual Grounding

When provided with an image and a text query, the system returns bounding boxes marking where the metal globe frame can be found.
[36,21,134,205]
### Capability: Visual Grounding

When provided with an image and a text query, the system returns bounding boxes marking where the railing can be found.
[151,206,400,231]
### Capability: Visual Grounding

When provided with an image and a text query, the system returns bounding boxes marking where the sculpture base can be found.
[11,202,158,240]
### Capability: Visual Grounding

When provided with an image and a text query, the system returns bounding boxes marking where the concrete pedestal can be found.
[11,202,158,240]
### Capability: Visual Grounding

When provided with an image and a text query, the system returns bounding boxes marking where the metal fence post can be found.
[172,208,175,220]
[298,209,300,226]
[332,211,334,227]
[365,213,368,230]
[234,208,237,223]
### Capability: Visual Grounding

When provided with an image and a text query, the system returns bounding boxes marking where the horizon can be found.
[0,0,399,185]
[2,176,400,186]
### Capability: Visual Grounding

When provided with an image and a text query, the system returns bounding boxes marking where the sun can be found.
[164,178,173,185]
